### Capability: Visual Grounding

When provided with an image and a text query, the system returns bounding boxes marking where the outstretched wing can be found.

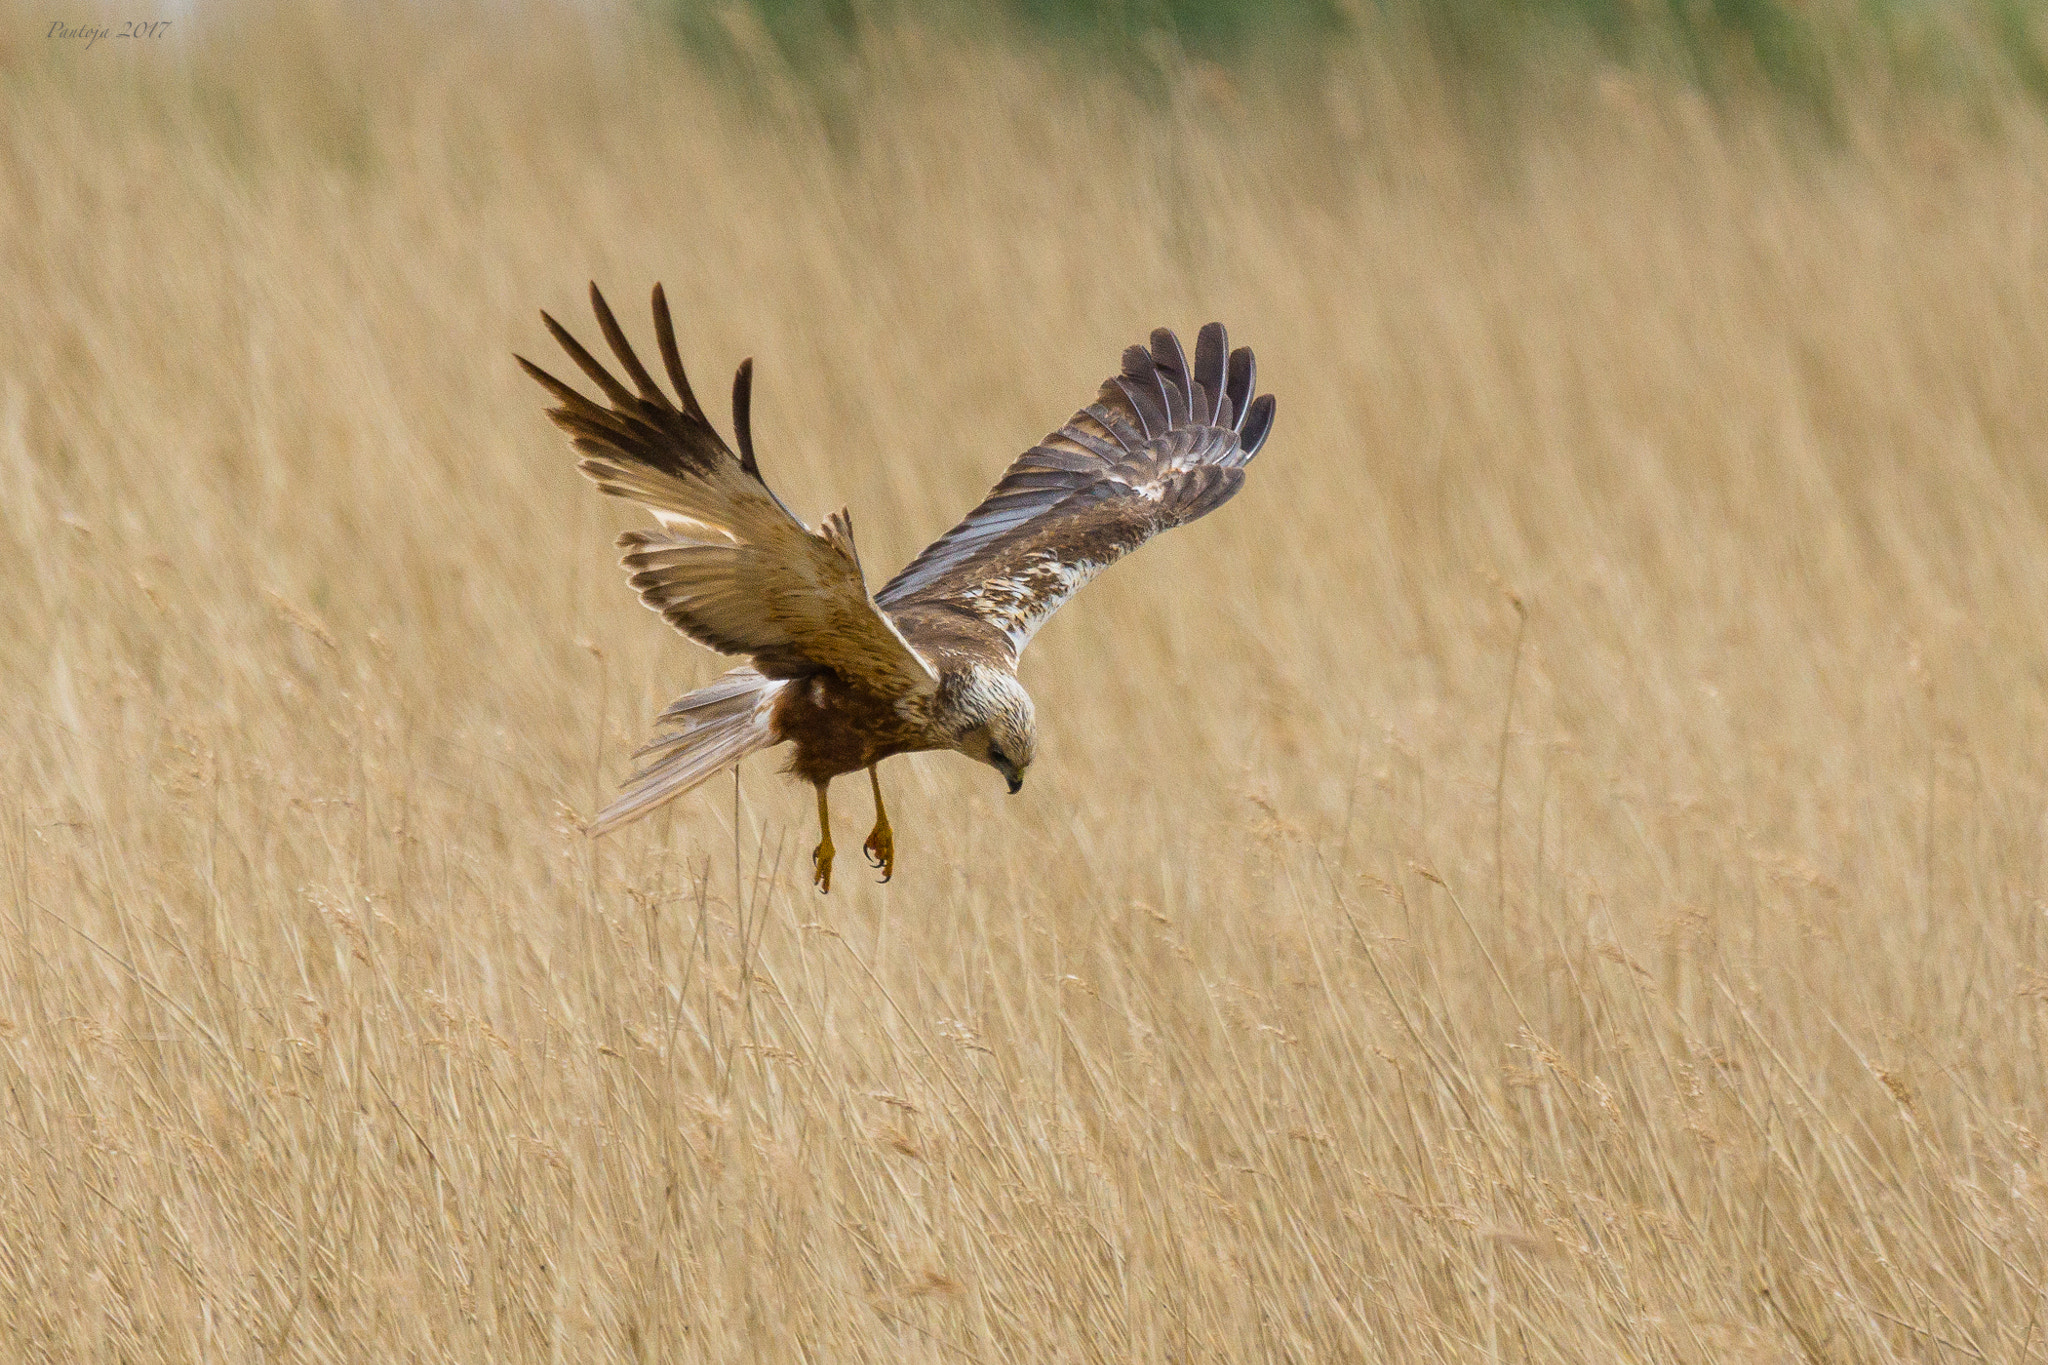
[520,284,936,697]
[876,323,1275,657]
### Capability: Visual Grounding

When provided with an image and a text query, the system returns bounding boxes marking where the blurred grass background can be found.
[661,0,2048,115]
[3,0,2048,1360]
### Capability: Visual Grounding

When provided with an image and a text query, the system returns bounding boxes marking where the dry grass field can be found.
[4,3,2048,1359]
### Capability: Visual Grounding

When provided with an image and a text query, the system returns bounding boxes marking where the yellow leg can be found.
[812,783,834,894]
[862,765,895,882]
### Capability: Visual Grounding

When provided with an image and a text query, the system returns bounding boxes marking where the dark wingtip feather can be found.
[514,351,554,388]
[1149,328,1192,425]
[732,358,759,479]
[649,284,705,420]
[589,282,666,407]
[1225,347,1256,433]
[516,353,584,408]
[1239,393,1277,459]
[1193,324,1227,424]
[544,308,636,408]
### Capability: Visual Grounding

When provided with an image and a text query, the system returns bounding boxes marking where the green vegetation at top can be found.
[655,0,2048,112]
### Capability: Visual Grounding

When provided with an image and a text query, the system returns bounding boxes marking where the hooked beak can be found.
[995,757,1023,795]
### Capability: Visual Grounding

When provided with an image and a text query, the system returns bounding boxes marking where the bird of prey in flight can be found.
[520,285,1275,891]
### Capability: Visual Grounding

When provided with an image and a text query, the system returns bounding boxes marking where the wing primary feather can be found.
[588,283,668,407]
[541,310,638,408]
[1240,393,1277,458]
[1083,402,1147,451]
[1149,328,1192,425]
[516,354,588,411]
[1055,425,1123,461]
[1225,347,1256,433]
[1194,323,1227,423]
[732,358,760,480]
[1119,346,1177,433]
[556,405,669,455]
[649,284,706,420]
[1110,375,1165,439]
[520,356,647,444]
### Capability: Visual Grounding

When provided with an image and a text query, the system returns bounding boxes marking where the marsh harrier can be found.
[521,285,1275,890]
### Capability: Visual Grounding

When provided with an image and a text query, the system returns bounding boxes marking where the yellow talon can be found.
[863,820,894,881]
[864,764,895,882]
[812,783,834,894]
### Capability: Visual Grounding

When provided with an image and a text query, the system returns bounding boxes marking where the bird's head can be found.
[947,666,1036,794]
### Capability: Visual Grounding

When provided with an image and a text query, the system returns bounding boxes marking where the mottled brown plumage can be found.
[772,673,928,785]
[519,283,1276,889]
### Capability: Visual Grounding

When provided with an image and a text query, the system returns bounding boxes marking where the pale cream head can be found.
[947,666,1037,793]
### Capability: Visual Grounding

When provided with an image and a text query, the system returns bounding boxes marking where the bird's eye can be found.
[989,747,1008,767]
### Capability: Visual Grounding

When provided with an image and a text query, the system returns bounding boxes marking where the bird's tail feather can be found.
[588,666,784,836]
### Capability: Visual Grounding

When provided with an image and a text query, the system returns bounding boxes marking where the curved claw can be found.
[812,837,834,894]
[812,783,834,894]
[862,767,894,883]
[862,824,894,884]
